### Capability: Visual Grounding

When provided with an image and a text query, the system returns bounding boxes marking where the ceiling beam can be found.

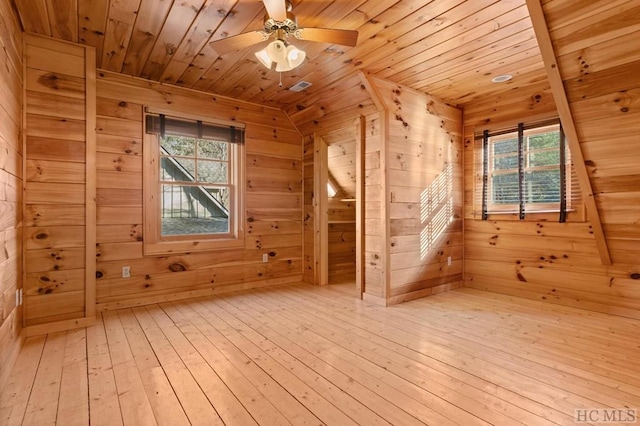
[526,0,612,266]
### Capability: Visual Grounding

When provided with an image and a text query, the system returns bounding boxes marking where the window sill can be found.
[144,236,245,255]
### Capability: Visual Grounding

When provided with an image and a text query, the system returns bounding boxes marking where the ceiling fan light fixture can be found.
[255,48,273,69]
[256,39,306,72]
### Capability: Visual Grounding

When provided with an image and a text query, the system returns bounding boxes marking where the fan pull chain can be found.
[279,72,283,87]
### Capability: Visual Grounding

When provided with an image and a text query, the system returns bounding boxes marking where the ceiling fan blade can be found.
[295,27,358,47]
[263,0,287,21]
[209,31,268,54]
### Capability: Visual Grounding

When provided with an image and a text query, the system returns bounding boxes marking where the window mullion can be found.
[559,124,567,223]
[518,123,525,220]
[481,130,489,220]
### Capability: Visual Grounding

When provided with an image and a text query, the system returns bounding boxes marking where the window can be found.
[476,120,583,221]
[144,112,245,254]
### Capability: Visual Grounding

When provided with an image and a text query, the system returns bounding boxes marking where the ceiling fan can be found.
[209,0,358,72]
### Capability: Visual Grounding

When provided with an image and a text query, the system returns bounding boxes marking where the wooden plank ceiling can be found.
[13,0,546,113]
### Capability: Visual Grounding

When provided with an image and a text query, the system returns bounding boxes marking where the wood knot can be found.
[35,233,48,240]
[96,271,104,279]
[169,263,187,272]
[631,273,640,280]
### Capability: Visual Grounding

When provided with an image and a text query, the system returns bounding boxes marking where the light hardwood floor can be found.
[2,282,640,425]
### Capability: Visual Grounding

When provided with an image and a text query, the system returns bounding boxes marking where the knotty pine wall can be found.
[0,0,23,389]
[302,135,314,284]
[369,77,464,305]
[23,34,95,327]
[324,128,357,284]
[94,72,303,309]
[463,29,640,320]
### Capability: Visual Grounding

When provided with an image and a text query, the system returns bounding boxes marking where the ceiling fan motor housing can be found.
[264,11,298,36]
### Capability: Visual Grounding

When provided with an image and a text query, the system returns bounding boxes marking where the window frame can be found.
[143,109,245,255]
[486,124,566,214]
[474,119,584,222]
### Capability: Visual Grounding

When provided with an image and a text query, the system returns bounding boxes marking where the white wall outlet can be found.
[262,253,268,263]
[122,266,131,278]
[447,256,452,266]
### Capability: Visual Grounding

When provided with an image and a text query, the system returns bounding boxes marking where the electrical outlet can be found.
[447,256,452,266]
[122,266,131,278]
[262,253,268,263]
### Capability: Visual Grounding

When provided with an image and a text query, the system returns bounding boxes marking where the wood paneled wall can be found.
[0,0,24,390]
[362,113,384,300]
[463,0,640,317]
[368,77,464,304]
[324,128,357,284]
[302,135,314,284]
[94,72,303,309]
[23,34,95,327]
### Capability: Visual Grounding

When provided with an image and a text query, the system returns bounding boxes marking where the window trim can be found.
[486,124,564,214]
[143,109,245,255]
[474,118,585,222]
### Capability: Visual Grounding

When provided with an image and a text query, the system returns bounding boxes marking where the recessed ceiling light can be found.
[492,74,513,83]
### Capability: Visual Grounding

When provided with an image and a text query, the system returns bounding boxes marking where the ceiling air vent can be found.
[289,80,312,92]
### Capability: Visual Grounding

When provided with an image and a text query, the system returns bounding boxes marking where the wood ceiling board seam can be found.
[14,0,52,35]
[432,68,549,106]
[370,0,506,77]
[120,0,174,77]
[159,0,240,85]
[100,0,143,72]
[391,18,535,88]
[380,3,531,81]
[406,41,541,92]
[422,52,544,99]
[176,0,266,89]
[46,0,78,42]
[140,0,207,80]
[78,0,109,68]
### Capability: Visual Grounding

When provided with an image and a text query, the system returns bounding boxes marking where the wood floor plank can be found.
[4,282,640,426]
[102,310,158,426]
[203,297,395,426]
[183,301,323,425]
[411,290,640,394]
[56,328,89,425]
[0,336,46,426]
[162,301,291,426]
[116,309,191,426]
[234,290,519,426]
[131,306,225,426]
[86,314,124,426]
[242,289,558,426]
[22,332,66,425]
[263,285,580,424]
[144,304,257,426]
[214,293,463,425]
[210,296,428,426]
[193,297,367,426]
[300,285,640,412]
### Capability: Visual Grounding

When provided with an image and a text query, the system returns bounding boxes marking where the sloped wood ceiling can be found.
[13,0,546,113]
